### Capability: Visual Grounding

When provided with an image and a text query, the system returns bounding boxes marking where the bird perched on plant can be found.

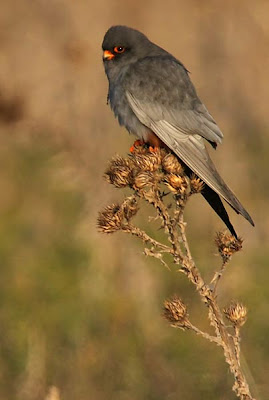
[102,25,254,237]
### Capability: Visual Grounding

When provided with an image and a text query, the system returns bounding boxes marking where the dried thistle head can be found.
[165,174,188,195]
[215,232,243,262]
[104,156,134,188]
[162,153,184,175]
[131,150,162,172]
[121,196,139,221]
[163,296,189,328]
[223,302,247,327]
[97,204,124,233]
[133,171,156,190]
[190,174,204,194]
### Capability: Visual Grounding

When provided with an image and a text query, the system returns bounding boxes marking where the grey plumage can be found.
[102,25,254,235]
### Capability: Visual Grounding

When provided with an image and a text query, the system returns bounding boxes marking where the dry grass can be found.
[0,1,268,399]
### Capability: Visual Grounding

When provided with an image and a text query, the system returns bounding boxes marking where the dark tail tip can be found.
[244,211,255,227]
[202,185,238,238]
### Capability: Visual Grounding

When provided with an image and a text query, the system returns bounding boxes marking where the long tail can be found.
[202,184,238,238]
[205,155,255,227]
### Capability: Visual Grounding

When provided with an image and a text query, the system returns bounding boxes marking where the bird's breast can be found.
[108,80,150,140]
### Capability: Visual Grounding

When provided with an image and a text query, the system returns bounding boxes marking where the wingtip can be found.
[242,210,255,227]
[249,218,255,227]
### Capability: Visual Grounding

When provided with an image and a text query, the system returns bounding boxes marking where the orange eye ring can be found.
[114,46,125,54]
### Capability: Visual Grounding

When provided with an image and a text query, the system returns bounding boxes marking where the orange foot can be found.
[149,146,159,153]
[130,139,145,153]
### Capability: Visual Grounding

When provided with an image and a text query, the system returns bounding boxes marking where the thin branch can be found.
[211,259,229,294]
[144,247,170,270]
[234,325,241,365]
[143,189,185,264]
[187,322,221,345]
[178,210,192,260]
[122,224,172,253]
[170,201,254,399]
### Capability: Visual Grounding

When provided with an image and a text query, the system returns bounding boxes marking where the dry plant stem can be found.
[208,301,253,399]
[211,259,229,293]
[148,191,184,264]
[100,150,255,400]
[122,224,172,253]
[159,197,254,399]
[144,247,170,270]
[178,210,192,260]
[178,227,253,399]
[234,326,241,365]
[178,321,221,345]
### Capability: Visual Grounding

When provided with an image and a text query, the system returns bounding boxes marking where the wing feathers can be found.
[126,91,254,226]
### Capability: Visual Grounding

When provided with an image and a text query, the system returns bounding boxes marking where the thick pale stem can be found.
[234,326,241,365]
[176,214,254,400]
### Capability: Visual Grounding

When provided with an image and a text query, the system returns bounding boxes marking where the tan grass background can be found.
[0,1,268,399]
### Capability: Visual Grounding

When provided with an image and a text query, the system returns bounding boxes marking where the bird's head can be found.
[102,25,164,79]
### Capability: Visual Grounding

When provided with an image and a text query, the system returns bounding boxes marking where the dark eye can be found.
[114,46,125,54]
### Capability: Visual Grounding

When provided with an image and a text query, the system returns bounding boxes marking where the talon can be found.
[130,139,145,153]
[149,146,159,153]
[134,139,144,147]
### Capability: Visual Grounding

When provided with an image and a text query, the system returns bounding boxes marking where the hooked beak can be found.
[103,50,115,60]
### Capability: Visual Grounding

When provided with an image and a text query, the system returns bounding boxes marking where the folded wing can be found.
[126,90,254,226]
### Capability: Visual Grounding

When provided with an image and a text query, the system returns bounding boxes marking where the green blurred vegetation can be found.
[0,1,269,399]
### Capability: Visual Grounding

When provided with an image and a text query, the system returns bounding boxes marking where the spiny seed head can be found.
[215,232,243,261]
[162,153,184,175]
[121,196,139,221]
[97,204,124,233]
[104,156,134,188]
[165,174,188,194]
[223,302,247,327]
[131,151,162,172]
[190,175,204,194]
[133,171,155,190]
[163,296,189,327]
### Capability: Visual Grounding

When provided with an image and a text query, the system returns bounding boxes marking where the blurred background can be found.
[1,0,268,399]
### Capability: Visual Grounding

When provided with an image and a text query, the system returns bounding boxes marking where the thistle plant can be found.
[97,144,254,400]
